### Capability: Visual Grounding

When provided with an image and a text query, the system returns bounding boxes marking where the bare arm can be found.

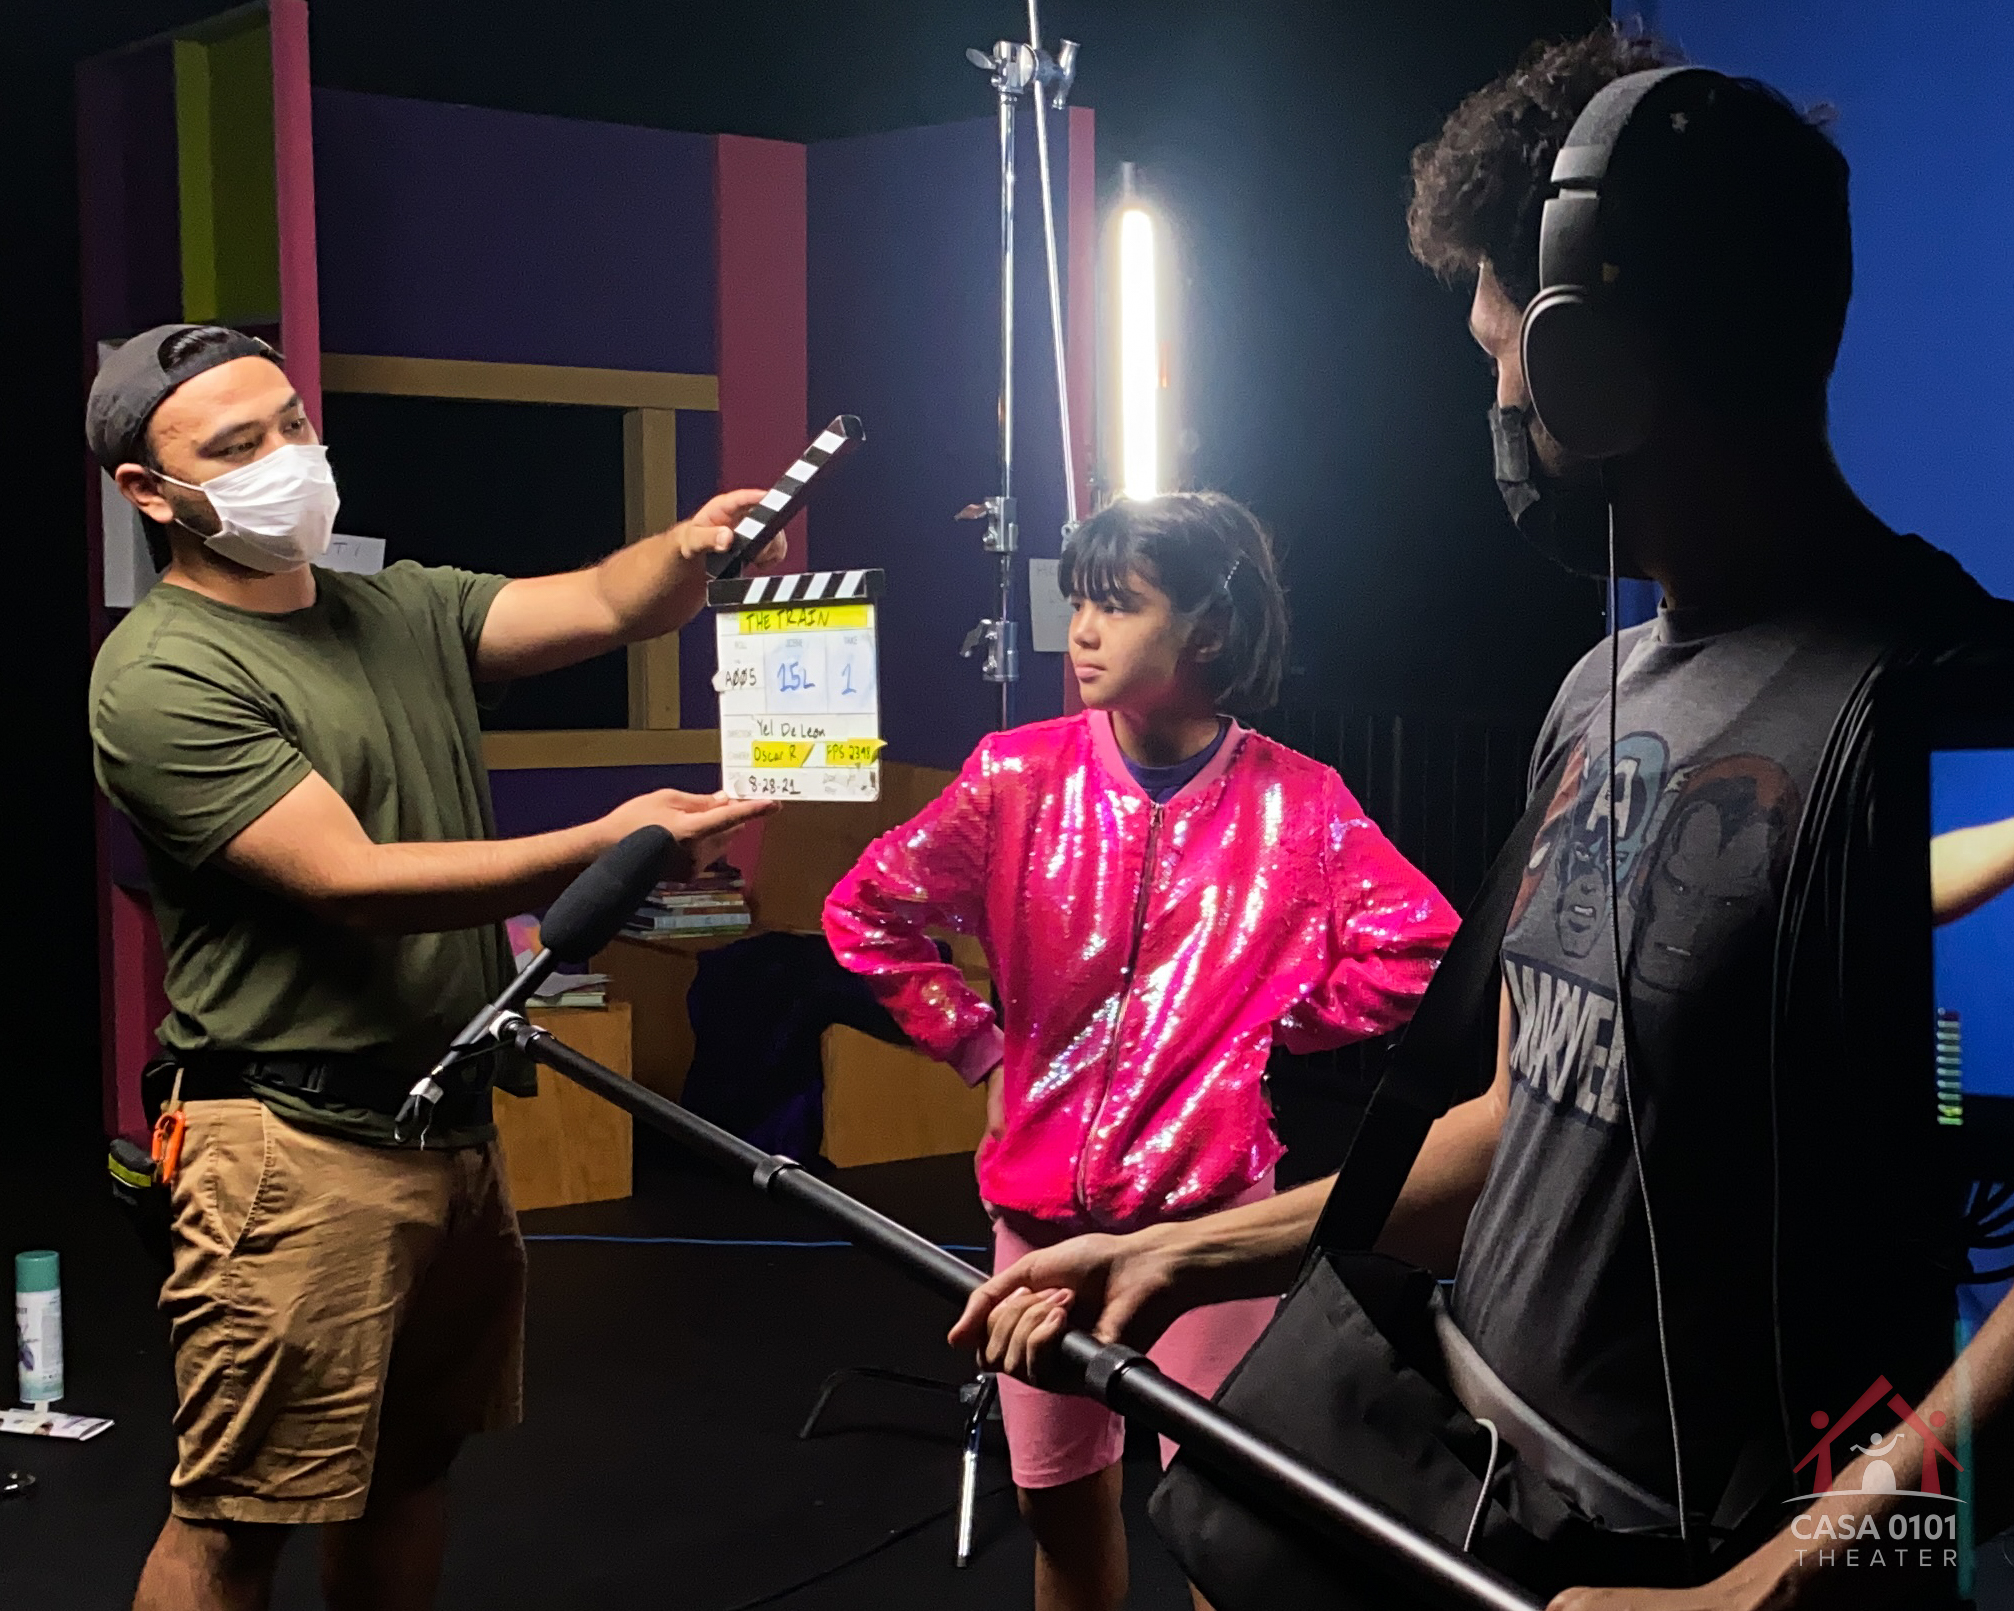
[1140,983,1512,1299]
[220,769,773,934]
[1551,1286,2014,1611]
[950,984,1516,1362]
[1376,982,1515,1273]
[474,488,772,681]
[1931,817,2014,926]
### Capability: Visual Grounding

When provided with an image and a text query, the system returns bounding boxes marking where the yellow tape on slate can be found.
[751,741,816,768]
[824,739,885,768]
[737,605,871,635]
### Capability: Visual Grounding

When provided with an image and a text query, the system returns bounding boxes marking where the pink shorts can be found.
[990,1178,1280,1490]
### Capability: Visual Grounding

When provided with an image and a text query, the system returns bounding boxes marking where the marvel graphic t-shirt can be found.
[1451,599,1888,1505]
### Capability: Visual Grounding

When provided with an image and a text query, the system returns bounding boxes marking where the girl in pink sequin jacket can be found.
[825,494,1458,1234]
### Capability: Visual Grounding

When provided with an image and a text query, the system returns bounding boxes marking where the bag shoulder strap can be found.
[1307,748,1570,1256]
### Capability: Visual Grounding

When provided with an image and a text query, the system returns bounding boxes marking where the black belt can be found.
[151,1051,433,1117]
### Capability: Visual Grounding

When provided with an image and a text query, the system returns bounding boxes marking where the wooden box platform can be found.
[820,1023,987,1169]
[593,932,744,1103]
[493,1000,634,1211]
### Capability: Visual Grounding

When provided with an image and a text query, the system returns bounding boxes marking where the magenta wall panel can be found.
[270,0,323,428]
[716,134,810,546]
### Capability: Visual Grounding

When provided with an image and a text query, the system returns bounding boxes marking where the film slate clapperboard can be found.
[705,415,864,580]
[710,569,884,801]
[705,415,881,801]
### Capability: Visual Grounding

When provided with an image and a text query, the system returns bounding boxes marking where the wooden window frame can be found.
[321,353,722,769]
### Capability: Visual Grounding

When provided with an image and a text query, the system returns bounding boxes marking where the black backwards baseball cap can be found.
[85,324,281,473]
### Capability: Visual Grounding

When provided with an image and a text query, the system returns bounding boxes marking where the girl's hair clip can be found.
[1219,556,1243,596]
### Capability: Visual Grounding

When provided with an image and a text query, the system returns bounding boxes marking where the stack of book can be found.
[624,868,752,940]
[528,971,609,1009]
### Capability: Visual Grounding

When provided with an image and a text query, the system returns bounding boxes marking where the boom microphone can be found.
[542,826,676,960]
[393,827,674,1143]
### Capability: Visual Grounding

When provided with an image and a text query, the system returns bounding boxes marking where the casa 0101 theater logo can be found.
[1787,1374,1964,1571]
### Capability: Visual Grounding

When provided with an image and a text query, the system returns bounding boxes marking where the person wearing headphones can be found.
[86,324,779,1611]
[951,26,2012,1610]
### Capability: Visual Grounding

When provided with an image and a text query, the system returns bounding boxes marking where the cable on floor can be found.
[712,1482,1015,1611]
[521,1231,1007,1605]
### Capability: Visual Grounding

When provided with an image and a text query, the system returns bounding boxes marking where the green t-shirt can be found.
[89,561,519,1148]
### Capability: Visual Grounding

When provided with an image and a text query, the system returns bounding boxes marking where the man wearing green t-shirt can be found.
[87,324,779,1611]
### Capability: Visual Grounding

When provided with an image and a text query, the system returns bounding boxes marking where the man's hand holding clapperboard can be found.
[707,416,866,581]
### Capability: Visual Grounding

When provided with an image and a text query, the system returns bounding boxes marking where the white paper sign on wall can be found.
[101,471,160,609]
[709,569,884,802]
[324,534,386,575]
[1027,557,1074,654]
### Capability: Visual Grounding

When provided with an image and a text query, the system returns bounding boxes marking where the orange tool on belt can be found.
[150,1069,187,1186]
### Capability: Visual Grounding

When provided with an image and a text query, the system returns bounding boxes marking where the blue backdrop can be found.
[1618,1,2013,599]
[1621,0,2014,1365]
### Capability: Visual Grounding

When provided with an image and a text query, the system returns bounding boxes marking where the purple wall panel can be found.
[808,118,1069,774]
[489,763,719,840]
[312,89,715,373]
[77,43,183,342]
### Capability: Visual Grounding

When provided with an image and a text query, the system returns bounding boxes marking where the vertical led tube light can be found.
[1117,202,1160,500]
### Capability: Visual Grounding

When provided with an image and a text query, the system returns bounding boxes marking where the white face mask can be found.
[160,443,340,573]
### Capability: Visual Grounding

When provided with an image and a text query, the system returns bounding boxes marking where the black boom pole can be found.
[507,1014,1542,1611]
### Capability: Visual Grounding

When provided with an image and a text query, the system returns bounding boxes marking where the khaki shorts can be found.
[161,1099,526,1524]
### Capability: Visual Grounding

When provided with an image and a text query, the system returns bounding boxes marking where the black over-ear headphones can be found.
[1520,66,1729,462]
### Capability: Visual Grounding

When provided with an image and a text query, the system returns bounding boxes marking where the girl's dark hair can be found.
[1057,492,1289,716]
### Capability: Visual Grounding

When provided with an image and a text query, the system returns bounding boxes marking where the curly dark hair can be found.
[1407,25,1677,308]
[1408,24,1853,428]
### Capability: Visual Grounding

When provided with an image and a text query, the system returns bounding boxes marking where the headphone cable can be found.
[1605,507,1692,1546]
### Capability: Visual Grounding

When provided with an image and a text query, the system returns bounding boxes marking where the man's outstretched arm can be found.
[1551,1287,2013,1611]
[474,488,778,680]
[1932,818,2014,926]
[221,769,773,934]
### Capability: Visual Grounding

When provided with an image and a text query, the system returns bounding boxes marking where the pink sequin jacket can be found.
[823,710,1459,1230]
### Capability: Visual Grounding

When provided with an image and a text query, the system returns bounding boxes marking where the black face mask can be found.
[1489,404,1639,579]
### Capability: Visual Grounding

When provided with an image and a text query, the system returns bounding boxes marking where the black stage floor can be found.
[0,1136,1193,1610]
[5,1136,2011,1610]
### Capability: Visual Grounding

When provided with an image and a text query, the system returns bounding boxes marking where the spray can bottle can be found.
[15,1251,62,1409]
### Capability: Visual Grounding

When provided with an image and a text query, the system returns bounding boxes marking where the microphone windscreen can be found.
[542,827,673,961]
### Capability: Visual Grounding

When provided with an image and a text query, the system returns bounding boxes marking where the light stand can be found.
[501,1012,1543,1610]
[960,3,1080,732]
